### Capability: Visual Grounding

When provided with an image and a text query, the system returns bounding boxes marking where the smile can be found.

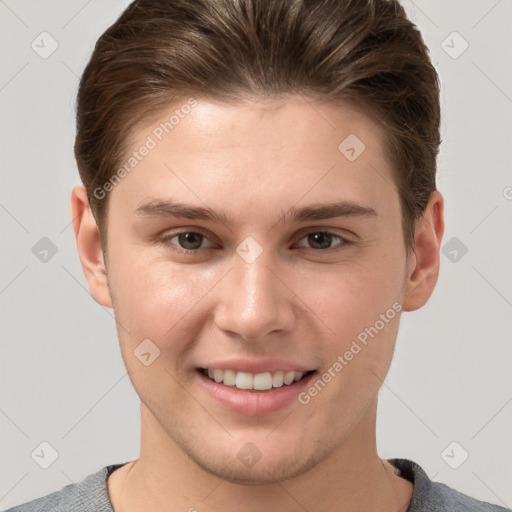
[200,368,314,391]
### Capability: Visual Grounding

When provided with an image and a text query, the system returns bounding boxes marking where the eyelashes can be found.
[158,229,353,255]
[295,231,350,251]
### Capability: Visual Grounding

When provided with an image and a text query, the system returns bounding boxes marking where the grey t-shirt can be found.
[6,458,511,511]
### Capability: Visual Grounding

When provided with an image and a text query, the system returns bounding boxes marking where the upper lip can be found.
[198,358,315,374]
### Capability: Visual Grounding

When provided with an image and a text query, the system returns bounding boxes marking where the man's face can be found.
[98,96,413,482]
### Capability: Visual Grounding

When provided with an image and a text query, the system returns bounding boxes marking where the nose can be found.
[213,250,297,342]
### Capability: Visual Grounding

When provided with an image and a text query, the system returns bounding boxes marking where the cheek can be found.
[108,259,218,410]
[298,269,402,421]
[296,254,405,344]
[108,254,216,355]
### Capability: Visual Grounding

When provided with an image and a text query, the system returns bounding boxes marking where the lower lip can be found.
[196,370,317,416]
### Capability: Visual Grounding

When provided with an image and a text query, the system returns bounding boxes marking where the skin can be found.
[71,95,444,512]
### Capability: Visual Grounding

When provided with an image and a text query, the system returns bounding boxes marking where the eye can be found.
[158,229,351,254]
[159,231,216,252]
[295,231,350,251]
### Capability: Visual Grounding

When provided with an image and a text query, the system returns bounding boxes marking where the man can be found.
[7,0,510,510]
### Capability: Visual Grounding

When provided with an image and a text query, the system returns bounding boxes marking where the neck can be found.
[108,399,413,512]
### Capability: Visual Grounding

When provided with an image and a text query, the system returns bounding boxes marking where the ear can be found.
[71,185,113,308]
[402,190,445,312]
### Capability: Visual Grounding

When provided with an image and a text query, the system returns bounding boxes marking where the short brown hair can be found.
[74,0,441,254]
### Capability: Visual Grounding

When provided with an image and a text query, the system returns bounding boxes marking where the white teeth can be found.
[272,371,284,388]
[203,368,308,390]
[253,372,272,390]
[223,369,236,386]
[283,371,295,385]
[235,371,253,390]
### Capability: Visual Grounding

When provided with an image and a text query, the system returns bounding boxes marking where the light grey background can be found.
[1,0,511,509]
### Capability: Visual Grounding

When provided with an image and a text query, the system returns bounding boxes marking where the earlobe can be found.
[402,190,445,312]
[70,185,113,308]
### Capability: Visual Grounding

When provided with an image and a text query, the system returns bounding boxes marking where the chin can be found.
[196,450,319,485]
[178,432,323,485]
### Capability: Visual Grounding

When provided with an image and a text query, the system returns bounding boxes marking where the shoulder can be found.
[389,458,511,512]
[4,464,126,512]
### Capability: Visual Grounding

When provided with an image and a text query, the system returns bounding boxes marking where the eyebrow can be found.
[134,198,378,224]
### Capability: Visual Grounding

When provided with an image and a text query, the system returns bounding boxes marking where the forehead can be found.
[110,95,398,224]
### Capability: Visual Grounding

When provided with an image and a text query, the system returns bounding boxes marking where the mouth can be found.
[198,368,316,392]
